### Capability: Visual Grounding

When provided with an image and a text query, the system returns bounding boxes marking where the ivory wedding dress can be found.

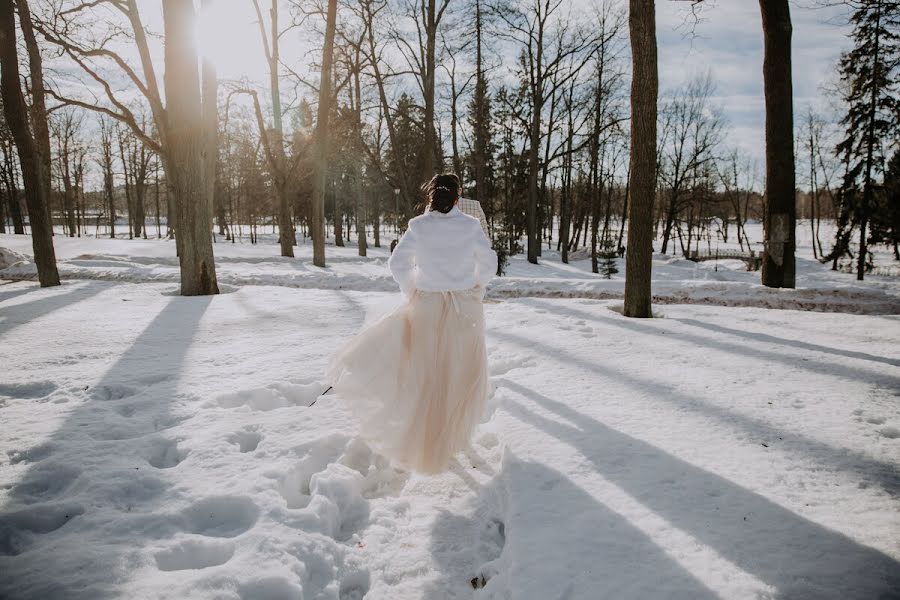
[327,205,496,473]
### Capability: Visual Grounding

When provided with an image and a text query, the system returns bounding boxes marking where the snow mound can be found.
[0,247,28,270]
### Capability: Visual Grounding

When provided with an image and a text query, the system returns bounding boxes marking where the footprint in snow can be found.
[0,381,59,400]
[154,538,235,571]
[181,496,259,538]
[472,517,507,590]
[338,570,371,600]
[0,502,85,556]
[7,442,57,465]
[215,381,322,412]
[90,383,137,401]
[143,437,189,469]
[228,428,262,453]
[879,427,900,439]
[11,462,82,504]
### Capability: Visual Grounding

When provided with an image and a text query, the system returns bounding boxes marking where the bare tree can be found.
[759,0,796,288]
[0,0,59,286]
[163,0,219,295]
[98,116,116,237]
[393,0,451,183]
[493,0,594,264]
[40,0,219,294]
[623,0,657,318]
[313,0,339,267]
[251,0,295,256]
[52,108,83,237]
[657,73,724,256]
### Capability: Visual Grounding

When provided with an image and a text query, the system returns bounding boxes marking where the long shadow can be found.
[0,282,41,306]
[0,281,107,339]
[426,454,721,600]
[490,328,900,498]
[497,379,900,600]
[0,294,213,599]
[528,298,900,390]
[673,317,900,368]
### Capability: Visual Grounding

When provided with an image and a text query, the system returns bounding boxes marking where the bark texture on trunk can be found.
[422,0,437,183]
[163,0,218,295]
[0,0,59,287]
[312,0,338,267]
[15,0,52,214]
[759,0,796,288]
[201,0,219,250]
[623,0,657,318]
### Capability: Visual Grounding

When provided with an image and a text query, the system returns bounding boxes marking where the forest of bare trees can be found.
[0,0,897,300]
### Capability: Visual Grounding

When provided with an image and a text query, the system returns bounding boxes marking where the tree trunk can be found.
[473,0,488,216]
[312,0,338,268]
[373,194,380,247]
[334,190,344,246]
[0,0,59,286]
[15,0,52,219]
[155,167,162,238]
[201,0,218,250]
[59,128,77,237]
[527,95,541,264]
[623,0,657,318]
[163,0,218,295]
[617,168,630,252]
[356,170,367,257]
[855,1,883,281]
[759,0,796,288]
[422,0,437,183]
[3,149,24,234]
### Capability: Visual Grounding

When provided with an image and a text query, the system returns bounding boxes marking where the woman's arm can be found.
[388,224,417,297]
[473,223,498,289]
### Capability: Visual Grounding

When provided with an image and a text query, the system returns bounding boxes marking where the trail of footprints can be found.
[0,376,187,556]
[2,376,511,598]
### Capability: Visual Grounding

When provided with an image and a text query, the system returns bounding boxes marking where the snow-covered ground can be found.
[1,229,899,599]
[1,222,899,315]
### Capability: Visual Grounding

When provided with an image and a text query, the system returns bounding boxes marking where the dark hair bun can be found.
[423,173,460,214]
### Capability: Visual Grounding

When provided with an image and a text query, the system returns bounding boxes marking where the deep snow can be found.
[0,230,899,599]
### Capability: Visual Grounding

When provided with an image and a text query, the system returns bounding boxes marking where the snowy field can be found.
[1,221,899,314]
[1,228,899,599]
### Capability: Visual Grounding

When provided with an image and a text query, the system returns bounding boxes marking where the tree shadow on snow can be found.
[495,378,900,600]
[426,453,722,600]
[0,281,108,338]
[512,303,900,497]
[0,294,213,599]
[528,298,900,390]
[0,281,43,305]
[671,317,900,369]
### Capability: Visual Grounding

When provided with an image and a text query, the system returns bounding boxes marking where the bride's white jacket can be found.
[388,206,497,297]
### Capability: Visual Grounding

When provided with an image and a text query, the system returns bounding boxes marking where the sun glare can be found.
[196,2,262,79]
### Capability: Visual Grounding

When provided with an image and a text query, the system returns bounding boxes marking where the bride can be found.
[327,173,497,473]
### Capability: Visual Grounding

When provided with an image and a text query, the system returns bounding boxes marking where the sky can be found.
[654,1,851,172]
[59,0,854,190]
[196,0,852,168]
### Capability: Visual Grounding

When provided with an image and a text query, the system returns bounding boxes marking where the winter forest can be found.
[1,0,899,598]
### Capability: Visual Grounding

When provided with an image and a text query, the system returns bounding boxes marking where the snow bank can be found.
[2,234,898,314]
[0,247,27,270]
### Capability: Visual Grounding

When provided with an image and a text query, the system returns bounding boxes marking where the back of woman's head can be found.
[422,173,460,214]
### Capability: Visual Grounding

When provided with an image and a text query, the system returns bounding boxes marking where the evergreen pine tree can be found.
[870,149,900,260]
[832,0,900,279]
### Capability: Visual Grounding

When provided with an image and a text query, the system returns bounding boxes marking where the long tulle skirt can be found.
[327,288,489,474]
